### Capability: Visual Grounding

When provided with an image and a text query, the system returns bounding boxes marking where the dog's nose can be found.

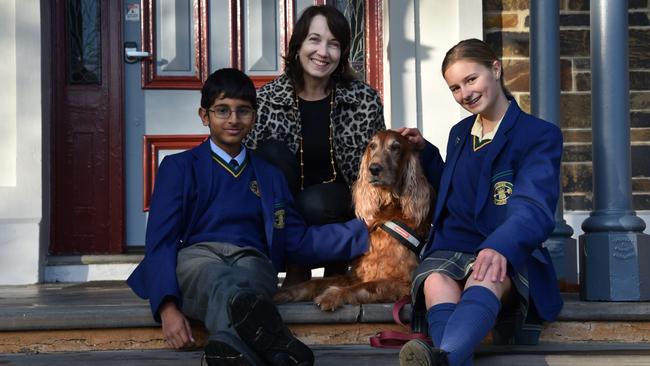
[369,163,383,176]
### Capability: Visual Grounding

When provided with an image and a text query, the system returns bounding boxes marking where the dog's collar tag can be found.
[380,220,423,255]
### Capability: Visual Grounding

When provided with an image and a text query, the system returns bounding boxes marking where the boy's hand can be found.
[160,300,194,349]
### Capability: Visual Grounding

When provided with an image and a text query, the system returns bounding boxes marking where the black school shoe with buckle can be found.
[203,339,252,366]
[228,291,314,366]
[399,339,449,366]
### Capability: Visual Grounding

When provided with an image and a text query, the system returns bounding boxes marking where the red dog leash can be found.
[369,295,432,349]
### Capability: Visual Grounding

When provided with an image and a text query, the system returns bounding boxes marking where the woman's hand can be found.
[160,300,194,349]
[472,248,508,283]
[395,127,426,150]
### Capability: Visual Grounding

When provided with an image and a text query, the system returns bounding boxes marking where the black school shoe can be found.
[399,339,449,366]
[229,291,314,366]
[203,339,252,366]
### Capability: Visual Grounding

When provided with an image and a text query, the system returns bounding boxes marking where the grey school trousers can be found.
[176,242,278,339]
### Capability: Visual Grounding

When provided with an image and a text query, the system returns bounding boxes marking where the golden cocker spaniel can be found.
[275,130,434,310]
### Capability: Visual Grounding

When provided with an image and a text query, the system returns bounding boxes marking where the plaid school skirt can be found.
[410,250,542,345]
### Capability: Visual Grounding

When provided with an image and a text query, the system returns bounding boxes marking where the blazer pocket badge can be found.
[249,180,261,197]
[492,181,513,206]
[273,203,285,229]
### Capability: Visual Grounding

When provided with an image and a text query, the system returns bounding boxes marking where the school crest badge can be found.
[492,181,513,206]
[274,208,285,229]
[249,180,261,197]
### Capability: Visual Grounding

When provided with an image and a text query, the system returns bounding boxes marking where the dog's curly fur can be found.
[274,130,434,311]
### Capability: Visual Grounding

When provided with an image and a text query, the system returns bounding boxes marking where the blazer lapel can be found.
[183,139,213,242]
[474,101,520,216]
[249,151,275,247]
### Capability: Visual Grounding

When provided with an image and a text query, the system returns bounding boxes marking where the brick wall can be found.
[483,0,650,211]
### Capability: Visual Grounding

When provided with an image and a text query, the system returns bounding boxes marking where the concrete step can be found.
[2,282,650,353]
[2,344,650,366]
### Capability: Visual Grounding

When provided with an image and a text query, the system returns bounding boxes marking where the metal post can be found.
[530,0,577,291]
[580,0,650,300]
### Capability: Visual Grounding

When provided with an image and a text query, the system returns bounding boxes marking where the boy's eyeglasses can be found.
[207,106,255,121]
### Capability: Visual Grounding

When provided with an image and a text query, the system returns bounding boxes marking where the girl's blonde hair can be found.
[442,38,511,98]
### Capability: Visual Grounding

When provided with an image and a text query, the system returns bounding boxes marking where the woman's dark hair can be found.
[200,68,257,109]
[441,38,512,98]
[283,5,356,92]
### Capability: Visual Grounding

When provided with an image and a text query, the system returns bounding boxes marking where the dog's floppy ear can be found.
[399,149,433,225]
[353,142,379,222]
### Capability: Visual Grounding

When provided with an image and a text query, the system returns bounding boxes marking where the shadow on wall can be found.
[386,0,433,130]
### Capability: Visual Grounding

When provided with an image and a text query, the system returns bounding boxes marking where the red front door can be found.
[49,0,124,254]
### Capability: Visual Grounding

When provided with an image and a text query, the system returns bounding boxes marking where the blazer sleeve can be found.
[477,124,563,271]
[420,140,444,194]
[274,175,370,265]
[127,156,185,321]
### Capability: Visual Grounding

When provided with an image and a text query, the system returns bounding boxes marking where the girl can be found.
[398,38,563,366]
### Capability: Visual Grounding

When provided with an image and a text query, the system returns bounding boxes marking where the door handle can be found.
[124,41,150,64]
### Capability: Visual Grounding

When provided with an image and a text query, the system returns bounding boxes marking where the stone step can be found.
[2,344,650,366]
[2,282,650,353]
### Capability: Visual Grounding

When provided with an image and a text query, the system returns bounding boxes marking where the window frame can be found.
[140,0,382,94]
[141,0,209,89]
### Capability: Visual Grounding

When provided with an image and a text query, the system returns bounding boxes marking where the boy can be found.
[127,68,369,366]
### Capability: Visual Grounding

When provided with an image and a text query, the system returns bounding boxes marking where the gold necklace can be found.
[296,90,337,190]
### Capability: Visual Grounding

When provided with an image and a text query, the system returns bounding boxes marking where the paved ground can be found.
[0,346,400,366]
[4,346,650,366]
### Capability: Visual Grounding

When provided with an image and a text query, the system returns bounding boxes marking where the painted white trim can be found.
[0,1,17,187]
[565,211,650,239]
[44,263,326,283]
[43,212,650,283]
[384,0,482,157]
[44,263,140,283]
[0,1,42,285]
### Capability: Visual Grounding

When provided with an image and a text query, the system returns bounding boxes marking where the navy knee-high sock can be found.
[440,286,501,366]
[426,302,456,347]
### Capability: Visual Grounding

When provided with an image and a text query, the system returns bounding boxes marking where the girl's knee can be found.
[423,273,462,306]
[464,276,512,300]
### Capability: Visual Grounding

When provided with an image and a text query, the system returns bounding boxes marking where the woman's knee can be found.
[295,183,353,224]
[254,140,300,194]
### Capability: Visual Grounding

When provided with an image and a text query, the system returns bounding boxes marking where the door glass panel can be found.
[67,0,101,84]
[209,0,232,71]
[243,0,281,75]
[156,0,196,76]
[295,0,313,17]
[335,0,365,80]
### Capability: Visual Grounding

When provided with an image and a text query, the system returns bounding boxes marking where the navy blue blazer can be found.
[421,99,564,322]
[127,140,369,320]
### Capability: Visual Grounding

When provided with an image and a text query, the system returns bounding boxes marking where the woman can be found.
[398,39,563,366]
[244,5,385,285]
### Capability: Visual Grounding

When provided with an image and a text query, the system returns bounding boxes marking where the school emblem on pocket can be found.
[493,181,513,205]
[249,180,261,197]
[274,209,285,229]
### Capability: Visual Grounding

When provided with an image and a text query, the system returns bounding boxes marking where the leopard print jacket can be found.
[244,74,385,186]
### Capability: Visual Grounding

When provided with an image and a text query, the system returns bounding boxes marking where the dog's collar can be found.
[380,220,424,255]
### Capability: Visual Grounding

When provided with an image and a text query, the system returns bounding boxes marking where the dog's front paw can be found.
[314,287,345,311]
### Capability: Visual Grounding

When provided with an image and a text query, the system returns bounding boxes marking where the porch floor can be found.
[3,344,650,365]
[2,281,650,364]
[3,281,650,331]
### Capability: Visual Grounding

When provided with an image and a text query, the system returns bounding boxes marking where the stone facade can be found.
[483,0,650,211]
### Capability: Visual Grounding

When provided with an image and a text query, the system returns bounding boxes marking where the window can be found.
[141,0,382,93]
